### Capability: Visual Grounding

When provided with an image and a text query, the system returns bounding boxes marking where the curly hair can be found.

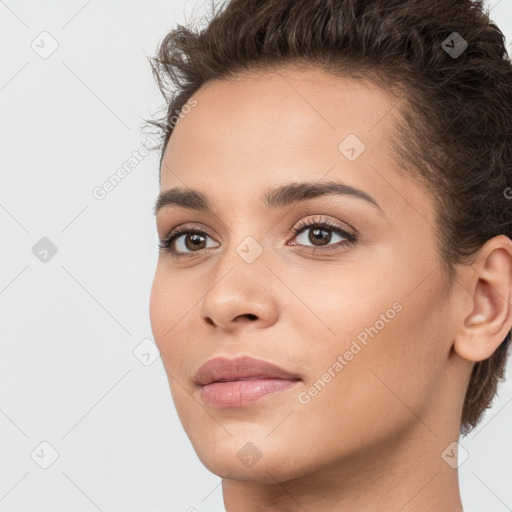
[146,0,512,436]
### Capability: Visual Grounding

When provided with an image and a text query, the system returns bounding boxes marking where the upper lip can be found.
[194,356,302,386]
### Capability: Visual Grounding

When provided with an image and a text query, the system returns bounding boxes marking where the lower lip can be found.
[200,378,300,408]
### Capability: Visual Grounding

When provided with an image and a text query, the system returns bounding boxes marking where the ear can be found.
[453,235,512,362]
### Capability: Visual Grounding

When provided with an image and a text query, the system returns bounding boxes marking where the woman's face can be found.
[149,66,465,482]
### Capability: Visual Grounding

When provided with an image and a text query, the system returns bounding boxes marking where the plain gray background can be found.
[1,1,511,510]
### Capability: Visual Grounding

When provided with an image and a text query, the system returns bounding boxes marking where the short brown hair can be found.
[147,0,512,436]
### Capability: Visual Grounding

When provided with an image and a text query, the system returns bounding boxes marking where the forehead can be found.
[166,65,399,157]
[160,65,433,226]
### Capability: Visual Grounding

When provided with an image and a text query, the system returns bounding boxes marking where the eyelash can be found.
[158,217,358,259]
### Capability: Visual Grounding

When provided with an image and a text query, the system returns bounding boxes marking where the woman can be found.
[148,0,512,510]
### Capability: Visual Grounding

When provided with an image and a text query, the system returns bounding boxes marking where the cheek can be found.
[149,269,167,345]
[149,268,183,359]
[286,306,441,458]
[149,266,205,384]
[301,269,449,439]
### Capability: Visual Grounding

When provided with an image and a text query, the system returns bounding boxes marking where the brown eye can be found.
[159,227,219,256]
[289,218,357,252]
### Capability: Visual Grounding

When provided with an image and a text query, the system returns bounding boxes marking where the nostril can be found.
[236,313,258,322]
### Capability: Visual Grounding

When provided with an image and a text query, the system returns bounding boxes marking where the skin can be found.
[149,65,512,512]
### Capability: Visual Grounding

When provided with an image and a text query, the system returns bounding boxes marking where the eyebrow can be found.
[153,180,384,216]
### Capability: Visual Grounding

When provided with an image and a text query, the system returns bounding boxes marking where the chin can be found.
[190,437,315,484]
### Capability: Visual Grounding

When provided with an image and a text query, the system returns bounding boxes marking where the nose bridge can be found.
[215,207,270,272]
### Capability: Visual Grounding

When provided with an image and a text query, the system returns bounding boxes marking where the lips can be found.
[194,355,301,386]
[194,356,302,408]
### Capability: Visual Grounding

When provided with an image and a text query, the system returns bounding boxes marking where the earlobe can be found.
[453,235,512,363]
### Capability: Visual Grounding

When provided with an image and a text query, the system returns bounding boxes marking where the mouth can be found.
[194,355,302,408]
[199,378,301,408]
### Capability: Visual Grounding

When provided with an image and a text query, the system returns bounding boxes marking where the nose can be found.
[199,268,280,333]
